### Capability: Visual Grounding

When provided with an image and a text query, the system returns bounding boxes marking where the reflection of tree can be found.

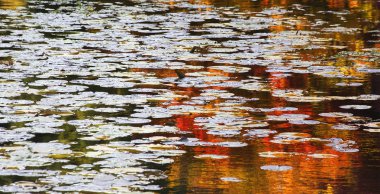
[161,59,362,192]
[145,0,377,192]
[0,0,26,9]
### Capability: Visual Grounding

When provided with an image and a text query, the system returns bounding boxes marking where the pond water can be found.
[0,0,379,193]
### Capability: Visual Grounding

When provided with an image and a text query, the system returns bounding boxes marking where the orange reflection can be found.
[327,0,345,9]
[349,0,360,8]
[151,0,376,192]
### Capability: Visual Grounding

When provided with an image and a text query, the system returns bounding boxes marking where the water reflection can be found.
[0,0,26,9]
[0,0,379,193]
[163,0,380,193]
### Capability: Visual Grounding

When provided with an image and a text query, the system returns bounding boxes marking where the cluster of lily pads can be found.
[0,0,379,192]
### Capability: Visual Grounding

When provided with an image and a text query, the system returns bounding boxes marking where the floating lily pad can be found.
[271,132,314,144]
[336,82,363,87]
[267,114,310,121]
[289,120,320,125]
[194,154,229,159]
[216,141,248,147]
[0,181,50,193]
[244,129,277,138]
[339,105,371,110]
[319,112,353,118]
[0,129,35,143]
[363,128,380,132]
[332,124,359,131]
[260,165,293,171]
[259,152,300,158]
[307,153,338,158]
[220,177,242,182]
[207,129,241,137]
[108,117,152,124]
[326,138,359,153]
[364,122,380,128]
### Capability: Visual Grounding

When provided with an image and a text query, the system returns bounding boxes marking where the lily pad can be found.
[220,177,242,182]
[194,154,229,159]
[339,105,371,110]
[260,165,293,171]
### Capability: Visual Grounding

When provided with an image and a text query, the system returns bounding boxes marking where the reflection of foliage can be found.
[57,124,78,144]
[0,0,378,193]
[50,0,95,15]
[0,56,13,66]
[75,0,95,15]
[326,53,365,78]
[0,0,26,10]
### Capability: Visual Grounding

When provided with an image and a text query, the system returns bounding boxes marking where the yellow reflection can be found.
[167,134,356,193]
[0,0,26,9]
[325,184,335,194]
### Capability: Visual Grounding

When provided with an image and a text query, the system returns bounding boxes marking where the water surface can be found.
[0,0,379,193]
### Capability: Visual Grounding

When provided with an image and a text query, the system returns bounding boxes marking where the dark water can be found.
[0,0,379,193]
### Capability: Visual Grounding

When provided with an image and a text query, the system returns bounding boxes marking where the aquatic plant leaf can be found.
[220,177,242,182]
[195,154,229,159]
[260,165,293,171]
[339,105,371,110]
